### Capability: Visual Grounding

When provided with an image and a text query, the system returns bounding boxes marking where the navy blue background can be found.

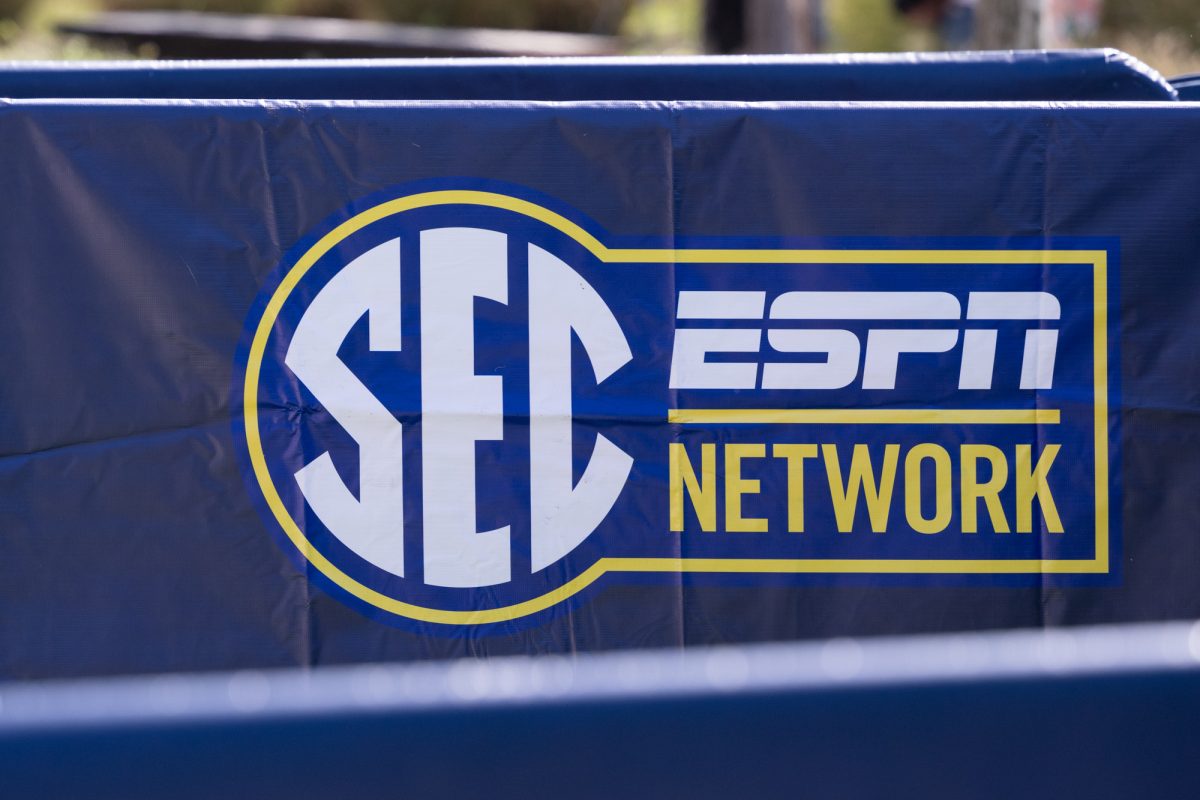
[0,96,1195,678]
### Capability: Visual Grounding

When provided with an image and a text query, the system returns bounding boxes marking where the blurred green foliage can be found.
[621,0,701,53]
[1102,0,1200,46]
[0,0,31,21]
[825,0,912,52]
[1096,0,1200,75]
[0,0,1198,73]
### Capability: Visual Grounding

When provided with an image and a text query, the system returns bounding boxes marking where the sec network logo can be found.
[235,179,1114,634]
[237,181,653,632]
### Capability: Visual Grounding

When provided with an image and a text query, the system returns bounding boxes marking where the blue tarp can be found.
[2,622,1197,799]
[1,53,1198,679]
[1172,72,1200,99]
[0,49,1178,101]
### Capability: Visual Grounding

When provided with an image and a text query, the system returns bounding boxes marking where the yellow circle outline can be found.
[243,189,1110,626]
[244,190,630,625]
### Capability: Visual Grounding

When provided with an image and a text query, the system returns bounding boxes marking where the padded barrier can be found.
[0,49,1179,101]
[1172,72,1200,99]
[1,621,1198,798]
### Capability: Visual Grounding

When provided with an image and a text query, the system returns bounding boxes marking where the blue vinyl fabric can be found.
[1172,72,1200,99]
[1,623,1198,799]
[0,49,1178,101]
[1,55,1199,679]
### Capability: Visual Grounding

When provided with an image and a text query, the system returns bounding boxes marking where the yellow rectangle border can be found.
[660,249,1109,575]
[669,408,1061,425]
[244,190,1111,626]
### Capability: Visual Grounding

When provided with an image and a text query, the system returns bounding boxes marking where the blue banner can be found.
[0,68,1197,676]
[237,181,1115,632]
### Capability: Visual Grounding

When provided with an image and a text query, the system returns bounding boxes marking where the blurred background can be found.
[0,0,1194,77]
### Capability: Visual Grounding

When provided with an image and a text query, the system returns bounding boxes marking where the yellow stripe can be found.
[604,557,1111,575]
[1092,252,1110,571]
[242,189,1111,625]
[668,408,1060,425]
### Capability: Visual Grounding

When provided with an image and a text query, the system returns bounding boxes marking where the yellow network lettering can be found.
[961,445,1010,533]
[905,444,953,535]
[669,441,1065,536]
[670,442,716,531]
[773,444,818,533]
[825,444,899,533]
[1016,444,1064,533]
[726,444,768,532]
